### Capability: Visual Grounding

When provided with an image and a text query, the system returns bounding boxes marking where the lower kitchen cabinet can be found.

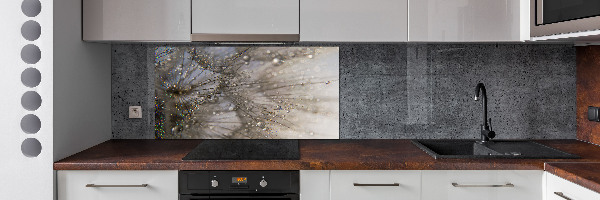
[330,170,421,200]
[57,170,178,200]
[545,172,600,200]
[300,170,330,200]
[421,170,543,200]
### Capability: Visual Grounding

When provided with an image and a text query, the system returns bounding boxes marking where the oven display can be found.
[232,177,247,184]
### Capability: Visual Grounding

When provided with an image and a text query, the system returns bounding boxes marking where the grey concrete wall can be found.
[112,43,576,139]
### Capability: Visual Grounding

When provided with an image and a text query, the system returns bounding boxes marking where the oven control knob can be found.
[211,180,219,188]
[259,179,267,187]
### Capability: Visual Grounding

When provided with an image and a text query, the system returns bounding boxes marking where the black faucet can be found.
[474,83,495,143]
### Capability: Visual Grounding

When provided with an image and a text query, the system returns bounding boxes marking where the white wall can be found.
[1,0,111,199]
[53,0,112,162]
[0,0,54,199]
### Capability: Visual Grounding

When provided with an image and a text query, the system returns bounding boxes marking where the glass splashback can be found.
[154,47,339,139]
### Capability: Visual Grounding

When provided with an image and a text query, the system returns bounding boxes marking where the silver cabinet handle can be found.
[452,183,514,187]
[554,192,573,200]
[86,184,148,188]
[353,183,400,186]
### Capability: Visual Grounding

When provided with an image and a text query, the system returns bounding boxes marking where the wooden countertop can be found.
[545,162,600,194]
[54,139,600,171]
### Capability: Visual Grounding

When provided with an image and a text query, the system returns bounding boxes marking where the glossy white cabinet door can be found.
[300,0,408,42]
[57,170,178,200]
[409,0,529,42]
[192,0,299,34]
[422,170,543,200]
[83,0,191,41]
[330,170,420,200]
[300,170,330,200]
[545,172,600,200]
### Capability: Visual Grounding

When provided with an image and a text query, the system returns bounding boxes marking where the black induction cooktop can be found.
[182,140,300,160]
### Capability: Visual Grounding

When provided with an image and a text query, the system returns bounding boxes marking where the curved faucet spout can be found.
[474,83,488,129]
[474,83,494,142]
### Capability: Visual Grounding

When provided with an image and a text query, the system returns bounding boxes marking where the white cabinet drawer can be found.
[330,170,421,200]
[57,170,178,200]
[546,172,600,200]
[422,170,542,200]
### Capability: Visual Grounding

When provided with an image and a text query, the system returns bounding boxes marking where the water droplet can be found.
[272,58,281,65]
[307,55,313,59]
[172,126,181,134]
[266,50,271,54]
[243,55,250,61]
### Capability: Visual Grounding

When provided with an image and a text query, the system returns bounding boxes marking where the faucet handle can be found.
[488,118,493,131]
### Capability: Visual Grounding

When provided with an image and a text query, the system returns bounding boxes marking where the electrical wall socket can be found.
[129,106,142,119]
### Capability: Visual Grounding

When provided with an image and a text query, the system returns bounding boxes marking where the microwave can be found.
[531,0,600,38]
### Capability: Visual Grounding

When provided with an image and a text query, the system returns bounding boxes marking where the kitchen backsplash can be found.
[155,47,340,139]
[112,43,576,139]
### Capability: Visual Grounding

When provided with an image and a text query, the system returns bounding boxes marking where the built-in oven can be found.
[531,0,600,37]
[179,171,299,200]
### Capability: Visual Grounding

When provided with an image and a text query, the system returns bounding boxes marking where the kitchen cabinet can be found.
[421,170,543,200]
[545,172,600,200]
[82,0,191,41]
[409,0,529,42]
[191,0,299,41]
[330,170,421,200]
[300,170,330,200]
[300,0,408,42]
[57,170,178,200]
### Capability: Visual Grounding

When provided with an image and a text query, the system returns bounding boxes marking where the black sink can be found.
[412,140,579,159]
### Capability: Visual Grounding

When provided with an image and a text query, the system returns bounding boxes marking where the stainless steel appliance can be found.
[179,171,299,200]
[532,0,600,37]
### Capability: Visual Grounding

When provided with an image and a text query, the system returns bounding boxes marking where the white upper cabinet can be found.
[83,0,191,41]
[191,0,300,41]
[409,0,530,42]
[300,0,408,42]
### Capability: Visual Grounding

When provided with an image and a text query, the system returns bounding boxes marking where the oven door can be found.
[180,194,299,200]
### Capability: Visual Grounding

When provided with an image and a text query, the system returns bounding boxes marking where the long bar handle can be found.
[554,192,573,200]
[452,183,514,188]
[353,183,400,186]
[86,184,148,188]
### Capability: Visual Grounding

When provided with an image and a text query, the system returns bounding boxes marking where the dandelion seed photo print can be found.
[155,47,339,139]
